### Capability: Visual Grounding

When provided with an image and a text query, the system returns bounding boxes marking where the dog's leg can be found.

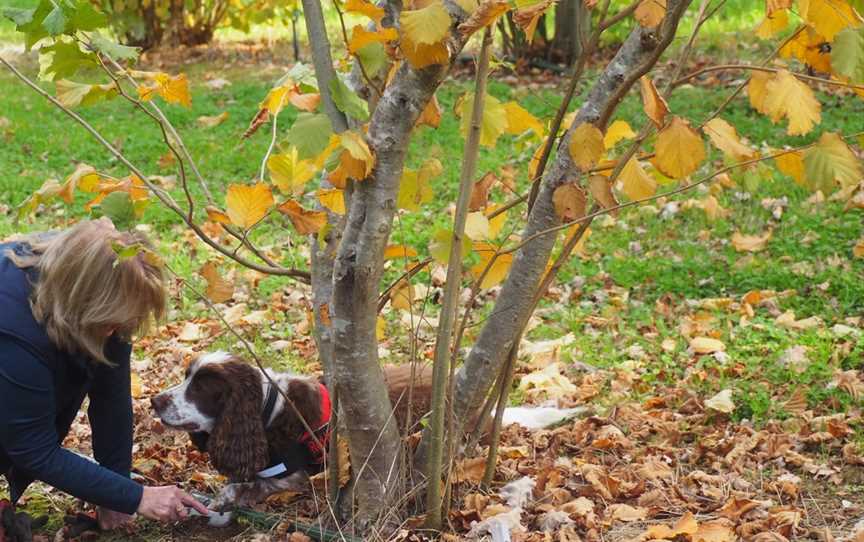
[212,471,310,510]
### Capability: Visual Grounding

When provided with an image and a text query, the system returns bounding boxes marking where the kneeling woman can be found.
[0,219,207,529]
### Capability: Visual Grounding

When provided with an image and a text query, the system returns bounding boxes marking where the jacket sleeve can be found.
[0,338,144,515]
[88,335,134,479]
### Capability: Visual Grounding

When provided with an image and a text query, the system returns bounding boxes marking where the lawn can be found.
[1,4,864,539]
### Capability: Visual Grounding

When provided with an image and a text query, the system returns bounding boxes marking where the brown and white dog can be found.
[150,352,432,509]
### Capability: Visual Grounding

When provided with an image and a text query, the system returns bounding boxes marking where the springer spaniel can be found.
[150,352,431,510]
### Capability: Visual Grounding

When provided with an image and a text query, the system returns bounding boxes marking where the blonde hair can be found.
[8,219,166,364]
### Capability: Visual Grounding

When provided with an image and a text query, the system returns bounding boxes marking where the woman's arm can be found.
[0,338,143,514]
[88,335,134,478]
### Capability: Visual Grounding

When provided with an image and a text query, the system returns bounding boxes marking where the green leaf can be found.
[356,42,387,78]
[42,4,67,35]
[14,0,53,50]
[803,132,864,194]
[2,6,36,26]
[56,79,118,107]
[110,241,143,266]
[68,3,107,31]
[329,76,369,121]
[38,40,97,81]
[98,191,136,230]
[276,62,318,93]
[832,27,864,84]
[429,228,471,265]
[286,112,333,159]
[90,32,139,60]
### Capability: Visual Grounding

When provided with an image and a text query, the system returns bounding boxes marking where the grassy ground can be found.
[1,3,863,539]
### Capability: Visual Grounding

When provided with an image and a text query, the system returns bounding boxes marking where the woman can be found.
[0,219,208,531]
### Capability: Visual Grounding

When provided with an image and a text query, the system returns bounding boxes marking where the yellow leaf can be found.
[780,26,832,72]
[261,85,290,115]
[348,25,399,54]
[458,92,509,147]
[268,147,317,195]
[344,0,386,23]
[226,183,274,229]
[803,132,864,193]
[277,200,328,235]
[552,183,587,222]
[197,111,229,128]
[58,163,99,203]
[339,130,375,180]
[756,9,789,39]
[568,123,605,170]
[731,230,773,252]
[391,279,415,310]
[640,76,670,128]
[429,228,471,265]
[603,120,636,149]
[376,315,386,339]
[486,203,507,238]
[400,1,452,45]
[775,150,806,186]
[799,0,861,42]
[200,261,234,303]
[471,241,513,289]
[137,72,191,107]
[397,158,439,211]
[465,211,491,240]
[764,70,822,136]
[635,0,666,28]
[317,188,346,215]
[748,70,771,114]
[56,80,117,108]
[620,157,657,200]
[853,238,864,258]
[703,118,757,161]
[528,142,546,180]
[653,116,706,179]
[512,0,555,44]
[383,245,419,260]
[454,0,478,13]
[130,372,144,399]
[400,36,450,68]
[503,101,544,137]
[458,0,510,37]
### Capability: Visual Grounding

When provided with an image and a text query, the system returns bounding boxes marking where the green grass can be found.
[1,52,863,426]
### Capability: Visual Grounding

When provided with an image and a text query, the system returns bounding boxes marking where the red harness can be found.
[297,383,332,464]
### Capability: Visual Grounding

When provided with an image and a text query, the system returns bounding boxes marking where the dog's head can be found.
[151,351,269,480]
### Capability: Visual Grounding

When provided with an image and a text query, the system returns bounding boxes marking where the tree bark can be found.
[553,0,590,65]
[329,9,473,523]
[444,0,693,448]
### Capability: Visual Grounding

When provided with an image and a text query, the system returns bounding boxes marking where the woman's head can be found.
[11,219,166,363]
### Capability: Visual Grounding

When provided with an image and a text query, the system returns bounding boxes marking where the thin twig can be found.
[674,64,864,92]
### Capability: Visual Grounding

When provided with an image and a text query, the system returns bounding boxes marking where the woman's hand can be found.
[136,486,210,523]
[97,507,134,530]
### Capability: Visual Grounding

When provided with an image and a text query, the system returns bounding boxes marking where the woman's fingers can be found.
[178,490,210,516]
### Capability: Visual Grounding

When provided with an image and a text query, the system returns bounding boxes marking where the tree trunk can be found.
[443,0,693,450]
[553,0,591,65]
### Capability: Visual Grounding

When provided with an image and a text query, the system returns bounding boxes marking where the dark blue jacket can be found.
[0,241,143,515]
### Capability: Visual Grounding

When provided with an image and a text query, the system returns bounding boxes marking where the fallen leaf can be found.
[196,111,229,128]
[731,230,772,252]
[200,261,234,303]
[705,389,735,413]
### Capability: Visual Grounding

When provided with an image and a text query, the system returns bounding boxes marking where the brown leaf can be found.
[277,200,328,235]
[200,261,234,303]
[469,171,498,211]
[457,0,510,37]
[417,94,442,128]
[731,229,772,252]
[553,183,587,222]
[635,0,666,28]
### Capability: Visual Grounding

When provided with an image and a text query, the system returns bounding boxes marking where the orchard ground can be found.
[0,7,863,541]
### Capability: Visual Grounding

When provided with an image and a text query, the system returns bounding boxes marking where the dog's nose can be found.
[150,393,170,413]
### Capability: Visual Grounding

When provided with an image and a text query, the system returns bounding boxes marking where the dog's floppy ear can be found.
[284,378,323,436]
[207,362,268,480]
